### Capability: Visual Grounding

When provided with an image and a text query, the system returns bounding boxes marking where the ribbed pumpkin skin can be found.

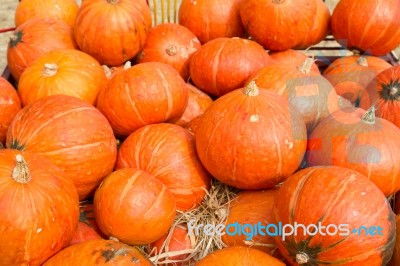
[331,0,400,56]
[273,166,395,265]
[196,246,285,266]
[68,222,102,246]
[15,0,79,27]
[94,168,176,245]
[178,0,245,44]
[74,0,151,66]
[0,149,79,265]
[222,189,281,257]
[195,84,307,189]
[190,37,273,97]
[307,107,400,196]
[269,49,320,74]
[7,18,76,81]
[6,95,117,200]
[0,78,21,144]
[43,239,153,266]
[115,123,211,212]
[240,0,317,51]
[136,23,201,81]
[97,62,188,137]
[18,49,107,107]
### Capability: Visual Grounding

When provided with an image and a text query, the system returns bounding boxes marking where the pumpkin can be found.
[195,82,307,189]
[196,246,285,265]
[7,18,76,81]
[97,62,188,137]
[175,83,213,128]
[15,0,79,27]
[18,49,107,107]
[240,0,317,51]
[337,95,353,109]
[222,188,281,257]
[74,0,151,66]
[136,23,201,81]
[389,215,400,265]
[178,0,245,44]
[0,149,79,265]
[269,49,320,74]
[0,78,21,144]
[248,58,340,133]
[94,168,176,245]
[69,222,102,246]
[43,239,153,265]
[190,37,273,97]
[364,65,400,128]
[331,0,400,56]
[115,123,211,211]
[6,95,117,200]
[307,107,400,196]
[273,166,395,265]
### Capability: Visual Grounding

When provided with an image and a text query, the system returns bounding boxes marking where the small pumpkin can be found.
[18,49,107,106]
[115,123,211,212]
[136,23,201,81]
[43,239,153,265]
[269,49,320,74]
[0,78,21,144]
[0,149,79,265]
[74,0,151,66]
[7,18,76,81]
[273,166,395,265]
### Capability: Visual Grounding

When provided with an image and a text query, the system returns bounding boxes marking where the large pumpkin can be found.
[196,246,285,265]
[307,107,400,196]
[7,18,76,81]
[15,0,79,27]
[248,58,339,133]
[94,168,176,245]
[136,23,201,81]
[18,49,107,107]
[115,123,211,211]
[273,166,395,265]
[43,239,153,265]
[190,37,273,97]
[74,0,151,66]
[0,149,79,265]
[0,78,21,144]
[6,95,117,200]
[178,0,245,44]
[331,0,400,56]
[240,0,317,51]
[195,82,307,189]
[97,62,188,137]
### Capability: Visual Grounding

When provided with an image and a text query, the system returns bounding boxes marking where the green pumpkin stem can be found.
[298,58,314,74]
[357,56,368,67]
[243,81,260,96]
[296,252,309,264]
[12,154,31,183]
[9,31,23,48]
[361,106,376,124]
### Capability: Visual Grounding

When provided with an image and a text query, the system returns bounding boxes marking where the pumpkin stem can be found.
[102,65,112,79]
[361,106,376,124]
[9,31,22,48]
[243,81,260,96]
[123,61,132,70]
[109,236,120,241]
[357,57,368,67]
[390,87,399,96]
[43,63,58,77]
[107,0,120,4]
[12,154,31,183]
[272,0,285,3]
[166,45,177,56]
[296,252,309,264]
[298,58,314,74]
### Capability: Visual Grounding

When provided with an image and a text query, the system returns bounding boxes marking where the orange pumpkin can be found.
[0,149,79,265]
[15,0,79,27]
[43,239,153,265]
[74,0,152,66]
[269,49,320,74]
[97,62,188,137]
[115,123,211,211]
[18,49,107,106]
[136,23,201,81]
[6,95,117,200]
[7,18,76,81]
[94,168,176,245]
[0,78,21,144]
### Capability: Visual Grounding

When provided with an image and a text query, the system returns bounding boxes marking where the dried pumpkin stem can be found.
[12,154,31,183]
[123,61,132,70]
[296,252,309,264]
[243,81,260,96]
[166,45,177,56]
[43,63,58,77]
[390,87,399,96]
[298,58,314,74]
[361,106,376,124]
[357,56,368,67]
[107,0,120,4]
[102,65,112,79]
[272,0,286,3]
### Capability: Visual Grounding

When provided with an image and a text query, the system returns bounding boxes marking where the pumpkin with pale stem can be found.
[273,166,395,265]
[0,78,21,144]
[270,49,320,74]
[18,49,107,106]
[195,82,307,189]
[0,150,79,265]
[307,107,400,196]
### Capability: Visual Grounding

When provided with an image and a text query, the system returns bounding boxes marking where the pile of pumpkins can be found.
[1,0,400,265]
